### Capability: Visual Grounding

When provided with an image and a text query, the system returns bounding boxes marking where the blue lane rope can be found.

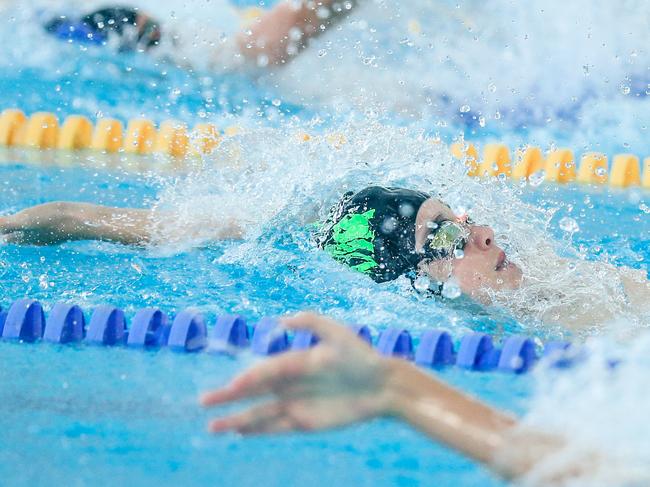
[0,299,572,374]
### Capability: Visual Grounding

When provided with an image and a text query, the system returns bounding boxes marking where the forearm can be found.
[384,359,563,481]
[238,0,358,66]
[5,202,154,245]
[63,202,155,245]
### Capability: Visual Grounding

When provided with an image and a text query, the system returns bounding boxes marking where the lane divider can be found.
[4,108,647,189]
[0,298,575,374]
[451,141,650,189]
[0,109,237,159]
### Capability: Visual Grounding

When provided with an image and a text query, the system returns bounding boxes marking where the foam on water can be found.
[512,331,650,486]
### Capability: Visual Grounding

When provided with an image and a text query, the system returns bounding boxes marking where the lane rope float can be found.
[0,298,577,375]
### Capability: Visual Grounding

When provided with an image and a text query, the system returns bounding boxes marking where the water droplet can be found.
[426,221,439,230]
[559,216,579,233]
[620,84,631,95]
[441,280,462,299]
[256,54,269,67]
[398,203,415,217]
[528,170,546,187]
[478,116,486,127]
[413,275,431,293]
[488,83,497,93]
[459,105,471,113]
[316,6,331,18]
[318,49,328,57]
[381,217,398,233]
[453,248,465,259]
[271,98,282,107]
[288,27,303,41]
[39,275,49,290]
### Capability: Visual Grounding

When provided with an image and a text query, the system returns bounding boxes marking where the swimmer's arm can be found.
[387,360,576,481]
[201,313,581,483]
[238,0,358,66]
[0,202,154,245]
[0,202,244,245]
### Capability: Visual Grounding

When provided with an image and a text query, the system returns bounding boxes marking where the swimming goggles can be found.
[422,220,470,259]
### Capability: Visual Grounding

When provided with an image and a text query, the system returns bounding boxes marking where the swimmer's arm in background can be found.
[0,202,244,246]
[201,313,589,484]
[237,0,359,66]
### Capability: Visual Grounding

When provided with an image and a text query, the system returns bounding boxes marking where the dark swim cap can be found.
[318,186,430,282]
[45,7,161,50]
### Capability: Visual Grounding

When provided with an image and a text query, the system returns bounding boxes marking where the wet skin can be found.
[414,198,523,303]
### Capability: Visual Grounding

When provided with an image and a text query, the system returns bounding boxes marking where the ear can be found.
[417,258,452,282]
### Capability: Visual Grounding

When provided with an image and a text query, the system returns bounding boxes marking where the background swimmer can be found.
[0,185,646,331]
[42,1,360,69]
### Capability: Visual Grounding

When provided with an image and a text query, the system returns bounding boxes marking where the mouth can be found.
[495,250,507,271]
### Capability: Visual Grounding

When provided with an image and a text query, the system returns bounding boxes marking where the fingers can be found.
[200,350,312,407]
[280,312,355,343]
[208,402,294,435]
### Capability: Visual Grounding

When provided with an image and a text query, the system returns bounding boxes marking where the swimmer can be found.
[200,312,595,485]
[0,186,646,329]
[42,2,358,68]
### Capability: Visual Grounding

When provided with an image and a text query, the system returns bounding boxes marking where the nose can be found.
[470,225,494,251]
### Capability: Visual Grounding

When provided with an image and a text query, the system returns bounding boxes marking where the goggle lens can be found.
[426,221,469,256]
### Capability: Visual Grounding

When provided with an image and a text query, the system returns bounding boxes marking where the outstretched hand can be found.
[200,312,397,435]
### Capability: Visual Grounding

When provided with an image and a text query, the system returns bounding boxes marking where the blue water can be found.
[1,2,649,485]
[0,164,647,486]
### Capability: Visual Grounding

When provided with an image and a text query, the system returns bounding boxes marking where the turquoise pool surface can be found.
[0,164,647,487]
[1,1,650,485]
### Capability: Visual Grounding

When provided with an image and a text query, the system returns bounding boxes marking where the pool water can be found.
[0,338,529,487]
[1,1,649,486]
[0,161,647,487]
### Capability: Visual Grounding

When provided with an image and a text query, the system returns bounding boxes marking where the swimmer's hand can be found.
[0,202,154,245]
[200,312,395,433]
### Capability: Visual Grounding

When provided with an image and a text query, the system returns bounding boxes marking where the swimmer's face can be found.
[414,199,523,303]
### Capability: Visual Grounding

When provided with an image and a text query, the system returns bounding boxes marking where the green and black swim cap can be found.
[317,186,430,282]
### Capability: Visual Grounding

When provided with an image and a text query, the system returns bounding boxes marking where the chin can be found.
[503,264,523,289]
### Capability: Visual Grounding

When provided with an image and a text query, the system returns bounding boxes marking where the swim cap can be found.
[318,186,430,282]
[45,7,161,50]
